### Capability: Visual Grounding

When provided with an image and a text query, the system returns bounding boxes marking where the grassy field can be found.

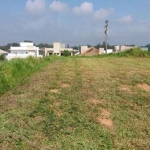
[0,56,58,96]
[0,56,150,149]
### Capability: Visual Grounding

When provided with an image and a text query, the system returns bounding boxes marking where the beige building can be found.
[45,42,74,56]
[114,45,137,52]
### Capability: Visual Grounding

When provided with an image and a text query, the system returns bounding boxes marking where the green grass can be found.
[0,56,58,96]
[0,55,150,149]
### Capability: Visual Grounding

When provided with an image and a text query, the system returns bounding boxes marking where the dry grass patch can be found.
[120,85,132,93]
[101,109,111,118]
[97,118,113,128]
[61,83,70,88]
[137,83,150,92]
[50,89,59,93]
[96,109,113,128]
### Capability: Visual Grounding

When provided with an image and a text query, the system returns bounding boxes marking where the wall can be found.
[20,42,34,47]
[53,42,60,53]
[80,46,88,54]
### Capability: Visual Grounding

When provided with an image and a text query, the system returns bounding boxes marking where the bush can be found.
[0,54,5,61]
[62,50,70,57]
[117,48,150,58]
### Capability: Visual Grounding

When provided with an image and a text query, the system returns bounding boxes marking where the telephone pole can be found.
[104,20,109,54]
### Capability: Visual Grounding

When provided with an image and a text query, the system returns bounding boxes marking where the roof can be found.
[80,47,99,56]
[0,49,8,54]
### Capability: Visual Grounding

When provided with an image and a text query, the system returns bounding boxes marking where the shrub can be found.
[0,54,5,61]
[117,48,150,58]
[62,50,70,57]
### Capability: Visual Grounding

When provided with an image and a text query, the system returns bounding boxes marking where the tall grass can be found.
[0,56,58,96]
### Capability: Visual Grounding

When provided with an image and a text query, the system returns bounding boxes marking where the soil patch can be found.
[101,109,111,118]
[137,83,150,92]
[61,83,70,88]
[97,118,113,127]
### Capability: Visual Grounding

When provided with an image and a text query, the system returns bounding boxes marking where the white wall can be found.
[99,48,104,54]
[104,49,113,54]
[20,42,33,47]
[53,42,60,53]
[81,46,88,54]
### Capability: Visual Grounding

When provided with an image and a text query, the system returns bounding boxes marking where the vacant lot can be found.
[0,57,150,150]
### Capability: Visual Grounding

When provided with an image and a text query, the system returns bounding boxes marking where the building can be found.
[80,47,100,56]
[114,45,137,52]
[45,42,74,56]
[6,42,42,60]
[79,46,112,56]
[0,49,8,56]
[79,46,88,54]
[105,49,113,54]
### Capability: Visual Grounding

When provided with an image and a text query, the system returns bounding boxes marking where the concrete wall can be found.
[99,48,104,54]
[53,42,60,54]
[80,46,88,54]
[20,42,34,47]
[106,49,113,54]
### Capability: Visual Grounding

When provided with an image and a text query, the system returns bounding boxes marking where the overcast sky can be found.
[0,0,150,46]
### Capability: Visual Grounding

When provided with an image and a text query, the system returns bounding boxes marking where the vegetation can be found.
[0,51,150,149]
[117,48,150,57]
[76,48,150,58]
[36,43,53,49]
[0,43,19,52]
[62,50,70,57]
[94,41,114,49]
[0,56,58,96]
[0,54,5,61]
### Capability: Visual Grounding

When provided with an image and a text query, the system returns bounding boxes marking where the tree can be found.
[62,50,70,57]
[0,43,19,52]
[72,46,78,50]
[87,44,91,48]
[37,43,53,48]
[94,43,101,49]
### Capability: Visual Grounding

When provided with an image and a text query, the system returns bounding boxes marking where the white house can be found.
[6,42,42,60]
[45,42,74,56]
[0,49,8,56]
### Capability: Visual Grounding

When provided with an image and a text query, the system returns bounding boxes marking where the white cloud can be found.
[118,15,133,23]
[93,8,114,21]
[49,1,69,12]
[26,0,45,16]
[73,2,93,15]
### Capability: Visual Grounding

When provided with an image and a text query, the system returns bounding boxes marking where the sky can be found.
[0,0,150,46]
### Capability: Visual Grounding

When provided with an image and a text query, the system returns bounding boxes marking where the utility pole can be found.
[104,20,109,54]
